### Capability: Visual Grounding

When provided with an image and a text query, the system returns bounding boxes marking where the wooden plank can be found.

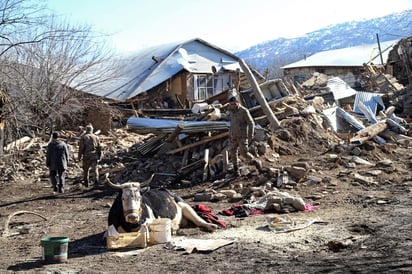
[166,125,184,143]
[167,132,228,155]
[202,149,209,182]
[350,121,388,145]
[238,58,281,131]
[178,159,205,176]
[4,136,31,151]
[336,107,386,144]
[379,129,412,145]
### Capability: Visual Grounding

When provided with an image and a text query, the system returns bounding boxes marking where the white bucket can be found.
[149,218,172,244]
[191,102,209,114]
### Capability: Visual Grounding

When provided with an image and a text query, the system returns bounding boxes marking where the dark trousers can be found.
[50,169,65,190]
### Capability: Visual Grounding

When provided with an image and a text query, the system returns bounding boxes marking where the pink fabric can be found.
[305,203,318,212]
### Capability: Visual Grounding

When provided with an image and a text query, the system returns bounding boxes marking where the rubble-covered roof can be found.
[282,39,399,69]
[74,38,243,101]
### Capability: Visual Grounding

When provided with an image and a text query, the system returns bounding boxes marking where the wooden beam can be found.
[379,129,412,145]
[178,159,205,176]
[166,124,184,142]
[350,121,388,145]
[336,107,386,144]
[202,149,209,182]
[167,132,228,155]
[238,58,281,131]
[4,136,31,151]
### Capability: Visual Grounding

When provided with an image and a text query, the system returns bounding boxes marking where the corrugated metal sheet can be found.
[282,39,399,69]
[353,92,385,114]
[327,77,357,100]
[74,38,243,101]
[127,117,230,134]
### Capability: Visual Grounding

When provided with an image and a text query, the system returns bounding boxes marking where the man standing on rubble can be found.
[46,131,69,193]
[226,96,261,176]
[78,124,102,188]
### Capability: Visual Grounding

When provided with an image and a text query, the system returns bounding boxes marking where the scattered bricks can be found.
[291,161,310,170]
[211,193,227,201]
[352,173,379,185]
[351,156,373,166]
[228,193,243,203]
[321,176,332,184]
[376,159,393,167]
[193,193,213,202]
[219,189,237,198]
[285,165,307,181]
[304,175,322,186]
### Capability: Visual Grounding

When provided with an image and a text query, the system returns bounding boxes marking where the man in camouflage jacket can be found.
[226,96,258,175]
[78,124,101,187]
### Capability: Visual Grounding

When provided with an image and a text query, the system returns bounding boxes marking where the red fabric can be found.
[192,204,227,228]
[220,204,264,217]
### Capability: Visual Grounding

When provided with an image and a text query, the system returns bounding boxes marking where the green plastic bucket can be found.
[40,237,69,263]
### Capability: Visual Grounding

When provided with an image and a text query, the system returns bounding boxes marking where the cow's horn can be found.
[104,173,123,190]
[141,173,155,185]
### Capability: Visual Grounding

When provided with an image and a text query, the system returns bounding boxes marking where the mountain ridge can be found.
[236,10,412,77]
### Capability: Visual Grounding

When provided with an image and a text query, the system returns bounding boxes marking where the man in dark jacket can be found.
[46,131,69,193]
[78,124,102,188]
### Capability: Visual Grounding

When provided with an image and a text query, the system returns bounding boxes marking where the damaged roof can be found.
[75,38,243,101]
[282,39,399,69]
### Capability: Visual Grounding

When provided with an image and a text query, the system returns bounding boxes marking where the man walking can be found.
[226,96,260,176]
[46,131,69,193]
[78,124,102,188]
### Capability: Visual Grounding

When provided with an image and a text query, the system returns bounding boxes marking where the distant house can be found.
[77,38,264,109]
[281,39,399,89]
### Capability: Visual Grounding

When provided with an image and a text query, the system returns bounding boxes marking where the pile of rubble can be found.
[1,61,411,213]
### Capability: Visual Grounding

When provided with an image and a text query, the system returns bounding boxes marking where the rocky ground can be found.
[0,107,412,273]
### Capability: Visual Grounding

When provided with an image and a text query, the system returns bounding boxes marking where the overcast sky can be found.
[45,0,412,53]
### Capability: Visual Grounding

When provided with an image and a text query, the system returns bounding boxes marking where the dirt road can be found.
[0,128,411,273]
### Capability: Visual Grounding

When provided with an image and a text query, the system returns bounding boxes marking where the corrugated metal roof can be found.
[282,39,399,69]
[327,77,357,100]
[75,38,243,101]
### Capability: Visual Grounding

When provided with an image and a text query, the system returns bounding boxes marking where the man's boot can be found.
[58,185,64,193]
[233,164,241,177]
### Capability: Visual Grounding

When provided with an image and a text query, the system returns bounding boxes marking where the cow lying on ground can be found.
[105,174,218,233]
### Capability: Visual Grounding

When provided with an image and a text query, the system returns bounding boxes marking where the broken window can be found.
[193,73,232,101]
[194,74,214,100]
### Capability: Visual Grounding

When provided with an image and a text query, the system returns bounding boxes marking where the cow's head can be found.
[106,174,154,224]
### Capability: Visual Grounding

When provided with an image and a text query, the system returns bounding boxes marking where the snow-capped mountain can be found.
[236,10,412,77]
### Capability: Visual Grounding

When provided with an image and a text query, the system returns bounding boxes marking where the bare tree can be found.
[0,0,52,56]
[0,0,118,154]
[3,19,115,134]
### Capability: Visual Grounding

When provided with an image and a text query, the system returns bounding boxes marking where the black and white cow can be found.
[106,175,218,233]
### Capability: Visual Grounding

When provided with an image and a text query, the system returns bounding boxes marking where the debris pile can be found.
[1,54,411,211]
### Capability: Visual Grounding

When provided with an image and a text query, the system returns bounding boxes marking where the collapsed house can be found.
[1,36,412,211]
[281,39,399,89]
[281,37,412,118]
[75,38,264,109]
[110,36,412,187]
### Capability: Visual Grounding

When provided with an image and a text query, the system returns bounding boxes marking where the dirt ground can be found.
[1,118,412,273]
